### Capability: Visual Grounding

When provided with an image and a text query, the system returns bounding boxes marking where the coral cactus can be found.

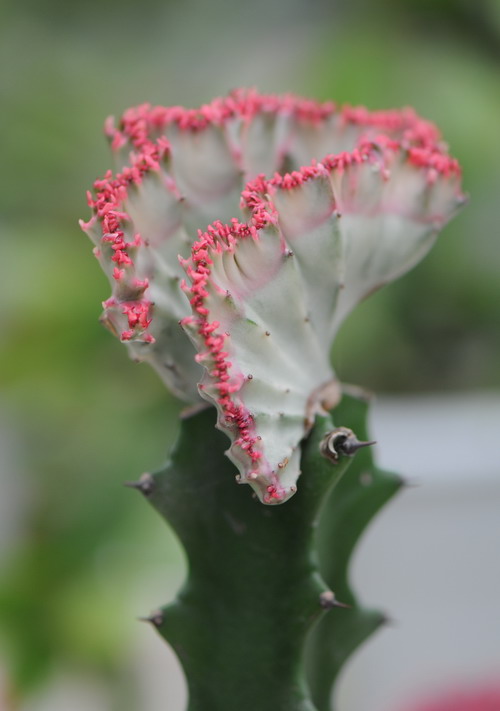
[82,90,464,711]
[81,89,464,501]
[181,140,462,503]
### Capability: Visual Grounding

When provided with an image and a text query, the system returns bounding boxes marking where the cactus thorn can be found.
[379,612,398,628]
[138,609,164,627]
[320,427,375,463]
[341,436,376,456]
[319,590,351,610]
[124,472,154,496]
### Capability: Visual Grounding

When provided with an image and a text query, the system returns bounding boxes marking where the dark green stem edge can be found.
[139,392,403,711]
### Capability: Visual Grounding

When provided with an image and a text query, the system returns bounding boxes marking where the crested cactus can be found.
[81,90,464,710]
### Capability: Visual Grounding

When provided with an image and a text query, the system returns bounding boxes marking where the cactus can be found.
[82,90,464,710]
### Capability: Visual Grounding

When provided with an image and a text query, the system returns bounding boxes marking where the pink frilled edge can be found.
[81,89,465,503]
[179,147,462,502]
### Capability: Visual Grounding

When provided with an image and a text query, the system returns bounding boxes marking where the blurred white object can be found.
[372,392,499,485]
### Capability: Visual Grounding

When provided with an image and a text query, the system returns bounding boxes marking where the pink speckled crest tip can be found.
[81,89,464,503]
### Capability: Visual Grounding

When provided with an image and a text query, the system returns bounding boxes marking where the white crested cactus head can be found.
[83,90,464,502]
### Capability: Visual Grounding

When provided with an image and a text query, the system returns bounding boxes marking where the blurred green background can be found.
[1,0,499,708]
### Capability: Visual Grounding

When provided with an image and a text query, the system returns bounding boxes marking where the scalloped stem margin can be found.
[133,393,402,711]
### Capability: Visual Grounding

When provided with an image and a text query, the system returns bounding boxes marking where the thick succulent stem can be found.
[132,393,401,711]
[140,406,352,711]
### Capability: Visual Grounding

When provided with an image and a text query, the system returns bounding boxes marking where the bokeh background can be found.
[1,0,499,709]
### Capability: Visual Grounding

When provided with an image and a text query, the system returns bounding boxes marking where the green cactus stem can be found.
[129,391,398,711]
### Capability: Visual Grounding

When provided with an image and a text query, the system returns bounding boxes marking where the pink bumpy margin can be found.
[80,138,172,344]
[179,100,461,502]
[104,87,442,163]
[85,91,462,500]
[87,91,460,352]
